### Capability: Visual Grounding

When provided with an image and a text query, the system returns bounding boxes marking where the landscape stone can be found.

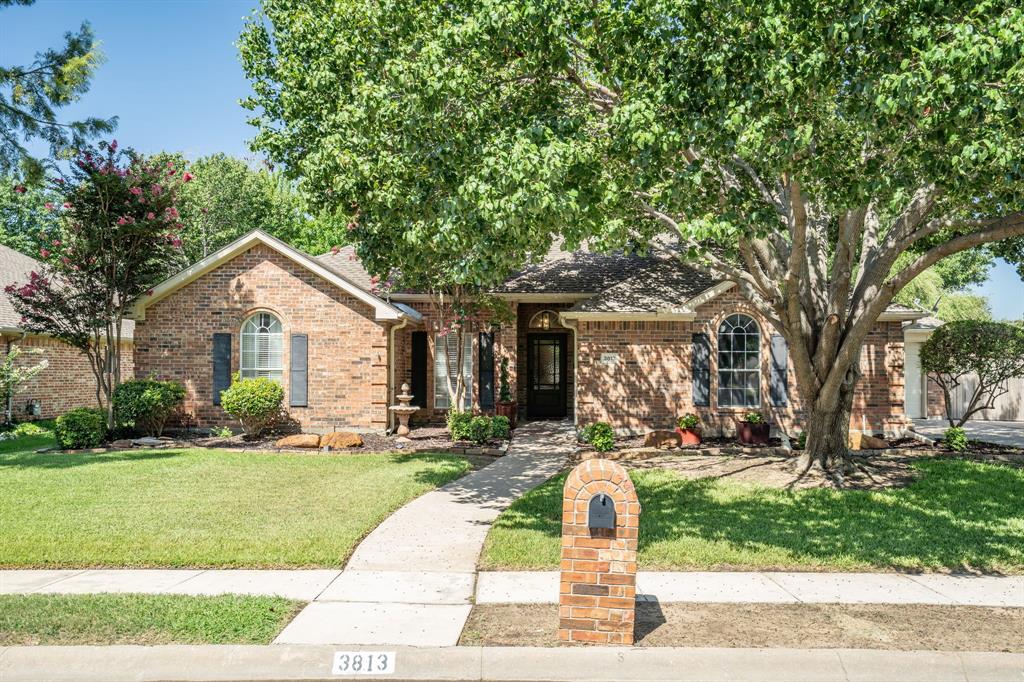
[276,433,321,448]
[321,431,363,449]
[131,437,165,447]
[861,434,890,449]
[111,439,135,449]
[644,429,681,449]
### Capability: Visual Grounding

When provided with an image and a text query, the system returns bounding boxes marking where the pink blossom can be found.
[171,237,182,248]
[110,139,118,152]
[62,202,71,209]
[182,172,193,183]
[117,217,128,225]
[164,206,179,219]
[150,184,163,196]
[167,169,176,177]
[166,161,174,169]
[61,256,70,266]
[146,212,156,220]
[137,197,146,204]
[51,239,61,246]
[13,185,25,194]
[346,222,357,231]
[39,248,50,259]
[129,187,143,196]
[330,245,341,254]
[44,202,54,211]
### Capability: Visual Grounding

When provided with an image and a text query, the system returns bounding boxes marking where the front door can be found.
[527,334,567,420]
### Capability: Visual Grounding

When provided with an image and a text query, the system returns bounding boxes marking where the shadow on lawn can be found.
[0,449,183,470]
[386,452,479,488]
[492,458,1024,573]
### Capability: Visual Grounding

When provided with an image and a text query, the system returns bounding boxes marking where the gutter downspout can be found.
[387,317,410,434]
[558,314,580,429]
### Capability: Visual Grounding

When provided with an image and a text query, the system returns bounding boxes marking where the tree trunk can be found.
[797,360,860,474]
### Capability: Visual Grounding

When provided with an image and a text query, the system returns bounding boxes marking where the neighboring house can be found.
[130,230,922,437]
[904,317,1024,422]
[0,244,134,420]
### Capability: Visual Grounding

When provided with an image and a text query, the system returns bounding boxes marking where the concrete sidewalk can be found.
[3,644,1021,682]
[476,571,1024,607]
[5,568,1022,608]
[913,418,1024,447]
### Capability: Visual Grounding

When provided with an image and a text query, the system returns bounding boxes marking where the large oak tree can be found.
[240,0,1024,470]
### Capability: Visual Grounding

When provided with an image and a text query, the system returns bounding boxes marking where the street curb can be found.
[1,645,1021,682]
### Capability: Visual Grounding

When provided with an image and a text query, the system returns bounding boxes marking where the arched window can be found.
[528,310,559,330]
[241,312,283,381]
[717,313,760,408]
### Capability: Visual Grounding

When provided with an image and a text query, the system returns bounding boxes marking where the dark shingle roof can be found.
[315,245,376,291]
[567,257,719,313]
[0,244,134,338]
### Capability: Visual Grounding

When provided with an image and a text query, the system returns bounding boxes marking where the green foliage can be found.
[112,378,186,437]
[210,425,234,438]
[797,431,808,450]
[0,345,47,424]
[580,422,615,452]
[936,294,992,322]
[467,415,493,444]
[944,427,969,452]
[677,413,699,430]
[743,411,764,425]
[0,593,302,646]
[54,407,106,449]
[490,415,511,440]
[0,177,61,255]
[446,409,473,441]
[498,357,513,403]
[0,2,114,182]
[921,321,1024,425]
[218,375,284,436]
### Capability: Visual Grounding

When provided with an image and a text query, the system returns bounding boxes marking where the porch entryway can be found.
[526,333,568,420]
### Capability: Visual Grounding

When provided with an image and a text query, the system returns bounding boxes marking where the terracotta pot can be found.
[496,401,518,428]
[736,421,770,445]
[675,427,702,446]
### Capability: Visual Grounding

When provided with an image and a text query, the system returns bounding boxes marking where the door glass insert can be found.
[532,338,561,390]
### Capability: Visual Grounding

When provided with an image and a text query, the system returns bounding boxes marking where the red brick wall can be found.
[3,334,134,420]
[133,244,390,431]
[575,289,909,436]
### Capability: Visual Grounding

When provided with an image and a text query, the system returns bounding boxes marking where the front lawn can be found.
[0,437,471,567]
[481,459,1024,573]
[0,594,301,645]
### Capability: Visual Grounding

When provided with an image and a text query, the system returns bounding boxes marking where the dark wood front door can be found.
[527,334,567,420]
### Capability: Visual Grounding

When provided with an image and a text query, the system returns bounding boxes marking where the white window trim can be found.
[240,312,284,381]
[717,313,761,408]
[434,332,473,410]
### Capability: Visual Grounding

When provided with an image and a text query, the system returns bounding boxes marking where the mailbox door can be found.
[588,493,616,530]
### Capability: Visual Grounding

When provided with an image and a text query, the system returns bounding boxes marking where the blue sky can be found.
[2,1,1021,319]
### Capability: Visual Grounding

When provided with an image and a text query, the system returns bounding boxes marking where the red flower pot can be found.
[675,427,702,446]
[737,421,770,445]
[496,401,517,428]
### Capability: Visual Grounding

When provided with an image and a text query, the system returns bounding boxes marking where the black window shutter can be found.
[409,331,427,408]
[290,334,308,407]
[770,334,789,406]
[478,331,495,410]
[692,333,711,407]
[212,333,232,406]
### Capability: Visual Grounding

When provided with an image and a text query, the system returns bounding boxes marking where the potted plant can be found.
[736,411,770,445]
[495,357,517,427]
[675,413,702,446]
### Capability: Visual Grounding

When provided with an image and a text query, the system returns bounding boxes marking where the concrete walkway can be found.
[4,644,1021,682]
[913,418,1024,447]
[275,420,573,646]
[476,571,1024,607]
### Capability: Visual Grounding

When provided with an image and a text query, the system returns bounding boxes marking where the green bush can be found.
[743,411,764,424]
[113,378,186,437]
[581,422,615,452]
[677,413,700,430]
[447,410,473,441]
[13,421,51,437]
[219,375,284,437]
[468,415,492,444]
[54,408,107,449]
[944,426,969,452]
[490,415,511,440]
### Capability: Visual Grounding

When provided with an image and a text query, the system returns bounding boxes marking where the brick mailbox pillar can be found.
[558,459,640,645]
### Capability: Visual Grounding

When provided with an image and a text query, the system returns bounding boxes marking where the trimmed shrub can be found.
[944,426,969,452]
[468,415,492,444]
[55,408,107,449]
[490,415,511,440]
[113,378,186,437]
[580,422,615,452]
[13,421,50,438]
[447,410,473,441]
[219,375,284,437]
[677,413,700,430]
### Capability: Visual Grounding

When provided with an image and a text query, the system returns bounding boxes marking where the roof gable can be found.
[130,231,408,322]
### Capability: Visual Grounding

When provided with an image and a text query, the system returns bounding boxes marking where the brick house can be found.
[0,244,134,421]
[130,230,923,437]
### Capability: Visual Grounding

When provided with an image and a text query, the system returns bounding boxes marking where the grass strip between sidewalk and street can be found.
[0,593,303,645]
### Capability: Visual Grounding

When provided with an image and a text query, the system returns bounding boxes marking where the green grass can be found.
[0,593,302,645]
[0,434,471,567]
[481,459,1024,573]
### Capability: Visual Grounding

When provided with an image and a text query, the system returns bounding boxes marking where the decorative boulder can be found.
[111,439,135,449]
[644,430,681,449]
[276,433,321,448]
[861,434,890,450]
[321,431,364,449]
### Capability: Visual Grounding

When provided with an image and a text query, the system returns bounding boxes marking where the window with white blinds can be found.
[434,332,472,410]
[240,312,284,382]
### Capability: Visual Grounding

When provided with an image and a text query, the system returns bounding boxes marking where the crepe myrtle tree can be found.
[921,321,1024,427]
[241,0,1024,472]
[5,141,189,427]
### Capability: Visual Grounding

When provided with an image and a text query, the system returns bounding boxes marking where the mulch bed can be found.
[460,603,1024,651]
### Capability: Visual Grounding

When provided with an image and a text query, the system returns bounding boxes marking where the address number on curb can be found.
[332,651,396,675]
